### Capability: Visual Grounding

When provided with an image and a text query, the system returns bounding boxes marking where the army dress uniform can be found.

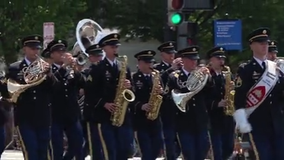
[154,41,180,160]
[47,40,85,160]
[131,50,164,160]
[167,46,213,160]
[85,33,133,160]
[82,44,104,160]
[234,28,284,160]
[6,35,55,160]
[0,74,11,157]
[206,47,235,160]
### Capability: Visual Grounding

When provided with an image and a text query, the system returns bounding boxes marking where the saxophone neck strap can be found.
[245,60,278,117]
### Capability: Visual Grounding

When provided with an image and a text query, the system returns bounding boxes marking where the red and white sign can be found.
[43,22,55,49]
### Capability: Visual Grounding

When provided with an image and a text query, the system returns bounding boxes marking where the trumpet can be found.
[76,53,87,66]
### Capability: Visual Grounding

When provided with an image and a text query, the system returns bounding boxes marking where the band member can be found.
[234,27,284,160]
[131,50,164,160]
[47,39,85,160]
[84,33,133,160]
[267,40,278,61]
[167,46,213,160]
[0,74,10,157]
[154,41,181,159]
[6,35,54,160]
[206,46,235,160]
[83,44,104,160]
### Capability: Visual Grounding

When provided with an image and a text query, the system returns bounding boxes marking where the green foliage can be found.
[0,0,86,64]
[1,0,284,66]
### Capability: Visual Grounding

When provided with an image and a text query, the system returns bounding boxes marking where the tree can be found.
[0,0,87,64]
[83,0,165,42]
[84,0,284,66]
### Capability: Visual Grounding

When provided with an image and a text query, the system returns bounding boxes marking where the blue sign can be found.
[213,19,242,51]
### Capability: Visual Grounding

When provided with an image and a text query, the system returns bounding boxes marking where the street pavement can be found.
[1,150,171,160]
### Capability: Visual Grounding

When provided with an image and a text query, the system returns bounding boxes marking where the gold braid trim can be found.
[207,131,214,160]
[248,133,259,160]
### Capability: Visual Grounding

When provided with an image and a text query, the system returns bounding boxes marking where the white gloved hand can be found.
[238,122,252,133]
[233,109,252,133]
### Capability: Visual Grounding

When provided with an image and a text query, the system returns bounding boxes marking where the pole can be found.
[163,0,176,42]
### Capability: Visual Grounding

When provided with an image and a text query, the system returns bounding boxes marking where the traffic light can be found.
[168,12,183,25]
[168,0,184,26]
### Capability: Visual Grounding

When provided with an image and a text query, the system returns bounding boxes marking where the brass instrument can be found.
[275,57,284,74]
[110,55,135,127]
[223,65,235,116]
[171,67,209,112]
[74,19,105,66]
[146,69,163,121]
[7,56,50,103]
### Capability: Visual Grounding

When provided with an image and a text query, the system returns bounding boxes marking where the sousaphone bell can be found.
[74,19,104,65]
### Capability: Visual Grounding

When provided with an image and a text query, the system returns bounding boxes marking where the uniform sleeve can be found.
[234,65,250,110]
[74,71,85,89]
[6,65,17,81]
[208,84,219,110]
[90,65,106,109]
[161,68,175,86]
[0,80,10,99]
[166,73,176,97]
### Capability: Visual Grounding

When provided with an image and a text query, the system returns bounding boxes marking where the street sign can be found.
[43,22,55,49]
[213,19,242,51]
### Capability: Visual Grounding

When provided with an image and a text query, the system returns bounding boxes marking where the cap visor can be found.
[215,55,226,59]
[253,37,269,43]
[164,50,177,54]
[27,44,42,49]
[183,55,200,60]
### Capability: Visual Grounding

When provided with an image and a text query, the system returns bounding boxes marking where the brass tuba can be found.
[223,65,235,116]
[7,56,50,103]
[171,67,209,112]
[111,55,135,127]
[146,68,163,120]
[74,19,105,65]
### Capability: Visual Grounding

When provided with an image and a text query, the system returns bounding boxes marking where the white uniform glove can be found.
[233,109,252,133]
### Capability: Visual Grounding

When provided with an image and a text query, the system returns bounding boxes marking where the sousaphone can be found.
[74,19,104,65]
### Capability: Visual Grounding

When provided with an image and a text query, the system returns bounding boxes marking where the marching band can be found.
[0,19,284,160]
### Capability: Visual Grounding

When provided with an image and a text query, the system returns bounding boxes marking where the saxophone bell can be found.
[122,89,135,102]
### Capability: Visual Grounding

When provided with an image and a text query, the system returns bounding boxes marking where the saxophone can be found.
[146,69,163,121]
[223,65,235,116]
[110,55,135,127]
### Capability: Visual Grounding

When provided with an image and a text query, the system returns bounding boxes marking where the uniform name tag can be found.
[245,60,278,117]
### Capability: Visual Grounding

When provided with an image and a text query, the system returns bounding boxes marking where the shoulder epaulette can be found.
[238,62,248,68]
[9,61,21,67]
[153,63,160,68]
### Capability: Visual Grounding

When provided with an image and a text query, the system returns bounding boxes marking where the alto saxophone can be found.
[223,66,235,116]
[146,69,163,121]
[110,55,135,127]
